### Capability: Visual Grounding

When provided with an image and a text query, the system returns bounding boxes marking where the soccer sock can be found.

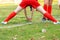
[4,11,16,22]
[44,13,57,22]
[44,4,48,11]
[43,4,48,19]
[48,5,52,14]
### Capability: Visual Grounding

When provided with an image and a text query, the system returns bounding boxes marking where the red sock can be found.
[48,5,52,14]
[44,4,48,11]
[43,4,48,18]
[44,13,57,22]
[4,11,16,22]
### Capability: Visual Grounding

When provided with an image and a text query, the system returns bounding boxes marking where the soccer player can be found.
[58,0,60,9]
[2,0,60,24]
[42,0,53,22]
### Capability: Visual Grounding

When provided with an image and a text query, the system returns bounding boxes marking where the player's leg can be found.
[48,0,53,15]
[2,6,23,24]
[42,0,48,22]
[2,0,28,24]
[42,0,53,21]
[31,0,60,24]
[47,0,53,20]
[37,6,60,24]
[58,0,60,9]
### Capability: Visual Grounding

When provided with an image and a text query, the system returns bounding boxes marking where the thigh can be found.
[49,0,53,5]
[44,0,49,4]
[44,0,53,5]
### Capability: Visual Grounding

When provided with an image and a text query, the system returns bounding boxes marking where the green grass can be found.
[0,3,60,40]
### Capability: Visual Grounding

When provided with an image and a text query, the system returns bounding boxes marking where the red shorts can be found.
[19,0,40,9]
[36,0,38,1]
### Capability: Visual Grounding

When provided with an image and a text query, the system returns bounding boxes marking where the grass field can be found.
[0,2,60,40]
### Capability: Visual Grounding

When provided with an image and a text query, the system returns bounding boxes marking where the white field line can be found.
[0,22,32,28]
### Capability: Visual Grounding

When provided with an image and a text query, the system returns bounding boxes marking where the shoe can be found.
[53,22,60,24]
[1,21,7,24]
[42,18,46,22]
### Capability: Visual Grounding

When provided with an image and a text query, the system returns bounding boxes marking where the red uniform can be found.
[19,0,40,9]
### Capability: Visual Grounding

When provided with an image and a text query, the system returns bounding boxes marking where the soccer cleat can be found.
[53,22,60,24]
[1,21,7,24]
[42,18,46,22]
